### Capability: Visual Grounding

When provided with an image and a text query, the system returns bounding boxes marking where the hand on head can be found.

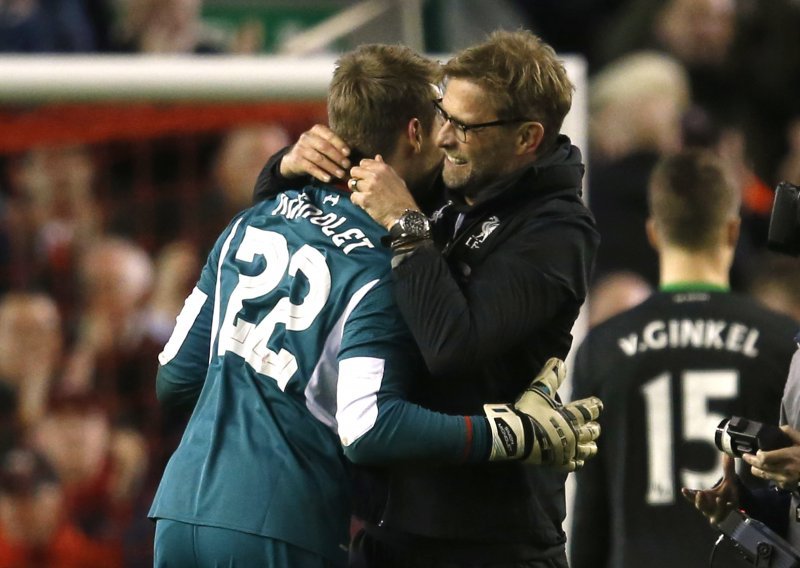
[279,124,350,182]
[349,155,420,230]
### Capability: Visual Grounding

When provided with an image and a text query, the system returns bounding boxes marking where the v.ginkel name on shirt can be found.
[272,193,376,255]
[618,319,759,358]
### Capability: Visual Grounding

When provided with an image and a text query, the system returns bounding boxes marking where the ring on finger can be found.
[348,178,359,191]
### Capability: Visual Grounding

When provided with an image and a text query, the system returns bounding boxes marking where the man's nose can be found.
[435,119,456,147]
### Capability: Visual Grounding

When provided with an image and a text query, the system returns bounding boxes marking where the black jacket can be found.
[253,136,599,561]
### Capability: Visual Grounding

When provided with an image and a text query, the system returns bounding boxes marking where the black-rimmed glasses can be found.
[432,98,533,143]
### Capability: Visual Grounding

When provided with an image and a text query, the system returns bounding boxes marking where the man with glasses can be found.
[256,30,598,567]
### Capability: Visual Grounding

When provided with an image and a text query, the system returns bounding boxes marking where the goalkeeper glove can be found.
[484,357,603,471]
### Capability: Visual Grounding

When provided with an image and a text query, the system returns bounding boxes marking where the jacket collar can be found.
[445,135,585,214]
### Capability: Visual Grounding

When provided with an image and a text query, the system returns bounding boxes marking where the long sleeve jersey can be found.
[148,184,492,565]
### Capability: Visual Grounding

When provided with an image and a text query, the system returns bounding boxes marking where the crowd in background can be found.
[1,0,800,566]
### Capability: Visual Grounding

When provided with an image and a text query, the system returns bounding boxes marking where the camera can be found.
[715,416,793,458]
[768,181,800,256]
[718,509,800,567]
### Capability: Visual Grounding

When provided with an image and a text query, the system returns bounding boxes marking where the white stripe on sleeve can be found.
[336,357,384,446]
[158,286,208,366]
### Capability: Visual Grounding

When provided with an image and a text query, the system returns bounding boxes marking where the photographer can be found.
[686,358,800,545]
[685,180,800,548]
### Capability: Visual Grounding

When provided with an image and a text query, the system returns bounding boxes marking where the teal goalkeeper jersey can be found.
[148,185,490,563]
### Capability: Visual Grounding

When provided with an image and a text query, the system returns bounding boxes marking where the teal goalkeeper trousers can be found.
[154,519,345,568]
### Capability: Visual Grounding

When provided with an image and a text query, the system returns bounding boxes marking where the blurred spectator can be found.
[201,124,290,250]
[3,146,103,321]
[588,51,690,286]
[588,271,652,328]
[654,0,736,67]
[141,240,200,347]
[228,18,265,55]
[590,51,689,164]
[30,403,147,545]
[596,0,800,183]
[0,0,98,52]
[0,292,62,429]
[59,236,156,424]
[112,0,224,54]
[596,0,737,71]
[0,446,121,567]
[213,124,291,214]
[58,235,186,545]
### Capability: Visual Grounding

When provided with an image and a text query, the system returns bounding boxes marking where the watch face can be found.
[401,211,430,236]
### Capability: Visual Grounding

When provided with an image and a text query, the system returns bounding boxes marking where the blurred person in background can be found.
[111,0,224,54]
[30,401,147,551]
[0,446,121,568]
[3,145,103,321]
[596,0,800,184]
[201,124,291,252]
[60,236,155,405]
[0,0,99,52]
[587,271,652,329]
[0,292,62,429]
[58,234,172,508]
[140,240,201,347]
[570,149,798,567]
[588,51,690,288]
[213,125,292,216]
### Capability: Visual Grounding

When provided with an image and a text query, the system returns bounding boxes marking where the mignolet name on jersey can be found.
[617,318,760,358]
[271,192,376,255]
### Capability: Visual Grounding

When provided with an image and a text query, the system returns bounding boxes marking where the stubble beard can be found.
[443,160,485,201]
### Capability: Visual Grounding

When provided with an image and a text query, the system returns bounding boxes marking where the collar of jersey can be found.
[311,177,353,194]
[659,281,730,293]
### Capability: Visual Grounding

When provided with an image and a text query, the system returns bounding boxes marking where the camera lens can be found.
[715,418,736,457]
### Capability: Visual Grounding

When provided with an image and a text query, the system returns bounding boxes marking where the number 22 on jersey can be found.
[217,225,331,391]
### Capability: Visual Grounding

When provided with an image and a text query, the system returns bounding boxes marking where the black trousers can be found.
[349,529,569,568]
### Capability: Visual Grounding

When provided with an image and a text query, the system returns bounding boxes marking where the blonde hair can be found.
[590,51,690,160]
[328,44,440,158]
[443,30,573,152]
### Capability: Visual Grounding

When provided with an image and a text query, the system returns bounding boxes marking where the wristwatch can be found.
[389,209,432,241]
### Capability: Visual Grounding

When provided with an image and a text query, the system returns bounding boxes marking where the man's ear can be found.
[407,118,423,153]
[517,122,545,156]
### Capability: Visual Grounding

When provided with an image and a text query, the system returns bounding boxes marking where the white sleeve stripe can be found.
[158,286,209,366]
[305,278,380,429]
[336,356,384,446]
[305,280,378,430]
[209,217,243,363]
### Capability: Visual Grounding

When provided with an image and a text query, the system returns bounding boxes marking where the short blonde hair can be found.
[328,44,440,158]
[443,30,573,152]
[590,51,690,159]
